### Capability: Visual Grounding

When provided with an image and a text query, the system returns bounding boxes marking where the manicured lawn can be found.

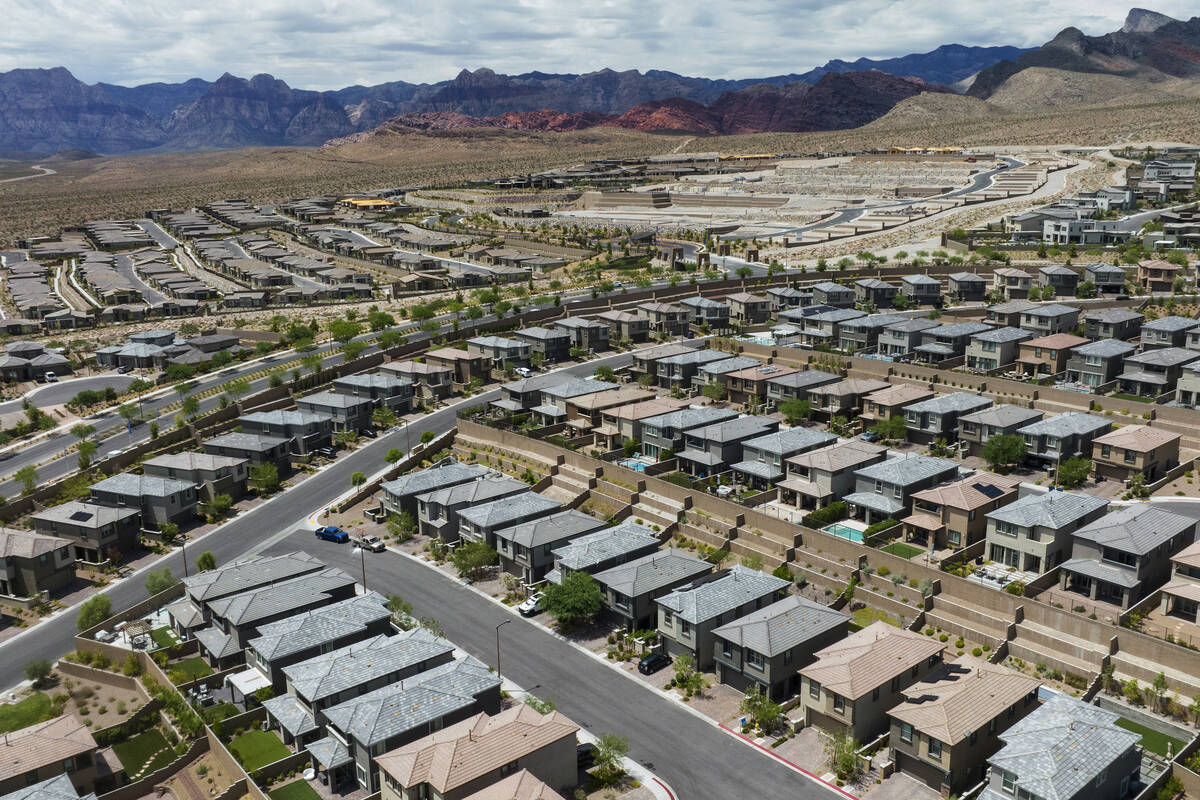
[150,626,177,650]
[1115,717,1184,757]
[169,657,213,684]
[229,730,290,771]
[269,781,321,800]
[201,702,239,726]
[1109,393,1151,404]
[113,729,172,776]
[880,541,925,559]
[852,606,901,629]
[0,692,51,733]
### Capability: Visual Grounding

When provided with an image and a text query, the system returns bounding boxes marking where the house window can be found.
[1094,768,1106,787]
[680,620,691,635]
[899,722,913,743]
[833,694,845,713]
[722,641,733,659]
[746,650,764,670]
[928,738,942,759]
[500,760,520,777]
[948,531,961,547]
[872,687,879,701]
[809,679,821,699]
[1001,770,1016,794]
[662,610,673,626]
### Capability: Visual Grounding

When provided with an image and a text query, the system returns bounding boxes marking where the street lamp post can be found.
[495,620,512,684]
[359,536,367,590]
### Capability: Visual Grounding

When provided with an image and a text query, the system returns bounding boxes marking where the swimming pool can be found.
[824,523,865,543]
[617,458,648,472]
[736,335,776,347]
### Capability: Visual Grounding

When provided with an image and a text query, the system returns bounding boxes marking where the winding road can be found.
[0,164,56,183]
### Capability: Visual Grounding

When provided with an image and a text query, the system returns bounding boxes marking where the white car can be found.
[517,592,544,617]
[514,367,532,378]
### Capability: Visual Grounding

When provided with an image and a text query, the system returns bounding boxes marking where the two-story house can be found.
[296,391,376,432]
[731,427,838,489]
[635,302,690,337]
[1119,346,1200,397]
[552,316,610,351]
[492,509,607,585]
[1083,308,1143,341]
[854,278,898,308]
[592,396,690,451]
[861,384,933,425]
[1159,540,1200,627]
[725,292,772,326]
[844,455,960,524]
[1059,505,1197,609]
[639,406,740,460]
[0,529,75,600]
[992,268,1032,300]
[837,313,907,353]
[799,622,945,740]
[656,565,791,669]
[905,471,1021,550]
[763,368,842,407]
[878,319,941,357]
[0,718,99,798]
[984,491,1109,574]
[901,274,942,305]
[947,272,987,302]
[712,594,849,701]
[1017,412,1112,471]
[679,296,731,332]
[806,378,890,421]
[1138,258,1180,292]
[913,322,993,364]
[457,492,562,549]
[381,462,490,518]
[1084,262,1127,293]
[965,327,1033,372]
[592,549,712,630]
[532,378,619,426]
[416,475,530,542]
[780,440,888,511]
[1065,338,1136,389]
[732,364,804,407]
[691,355,761,393]
[797,308,866,350]
[1016,333,1090,376]
[512,326,572,364]
[810,281,854,308]
[1092,424,1180,482]
[143,452,248,501]
[31,501,140,565]
[986,299,1039,328]
[888,656,1040,795]
[89,473,197,527]
[593,309,650,344]
[656,348,733,390]
[1018,303,1080,337]
[239,410,334,455]
[902,391,993,444]
[203,432,292,474]
[465,336,532,370]
[546,521,661,586]
[767,286,810,313]
[421,349,489,387]
[332,374,414,414]
[1140,315,1199,349]
[676,416,779,478]
[1037,265,1079,296]
[958,404,1044,456]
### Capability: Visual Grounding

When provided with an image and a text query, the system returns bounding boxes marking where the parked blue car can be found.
[859,430,880,442]
[315,526,349,543]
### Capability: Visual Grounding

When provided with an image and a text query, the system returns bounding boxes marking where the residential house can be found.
[1059,505,1197,609]
[421,348,489,386]
[460,771,564,800]
[992,268,1033,300]
[977,695,1140,800]
[1016,333,1090,376]
[635,302,690,337]
[592,396,691,451]
[837,314,907,353]
[810,281,854,308]
[1065,339,1136,389]
[1085,262,1128,293]
[878,319,941,357]
[767,286,809,313]
[592,549,712,629]
[492,509,607,584]
[656,565,791,669]
[905,471,1021,550]
[844,455,960,524]
[0,529,74,600]
[1183,326,1200,354]
[239,410,333,455]
[1138,258,1180,292]
[861,384,933,425]
[0,717,99,797]
[381,462,491,518]
[1139,315,1199,349]
[854,278,898,308]
[379,360,454,400]
[1018,412,1112,470]
[1018,303,1080,337]
[806,379,889,421]
[639,406,740,460]
[1158,541,1200,625]
[458,493,562,548]
[465,336,531,370]
[546,521,661,585]
[727,364,802,407]
[725,292,772,326]
[593,310,650,344]
[763,369,842,408]
[374,705,577,800]
[888,656,1040,795]
[331,374,414,413]
[679,296,732,332]
[553,316,610,351]
[1092,425,1181,482]
[691,356,761,394]
[203,432,292,473]
[984,491,1109,574]
[1,773,97,800]
[512,327,571,365]
[676,416,780,478]
[490,373,574,415]
[986,300,1038,329]
[564,385,655,434]
[965,328,1033,371]
[779,440,888,511]
[914,322,993,364]
[89,473,197,527]
[799,622,945,740]
[143,452,248,502]
[902,391,993,445]
[731,427,838,489]
[958,405,1044,456]
[796,308,866,350]
[947,272,987,303]
[1117,347,1200,397]
[417,476,530,542]
[1082,308,1143,341]
[900,274,941,305]
[30,502,140,565]
[532,378,618,427]
[655,349,731,389]
[712,595,849,701]
[630,342,694,380]
[1037,265,1079,296]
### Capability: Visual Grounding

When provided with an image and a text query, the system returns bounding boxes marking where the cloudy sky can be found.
[4,0,1196,89]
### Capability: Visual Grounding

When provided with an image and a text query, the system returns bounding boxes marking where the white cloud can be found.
[2,0,1195,89]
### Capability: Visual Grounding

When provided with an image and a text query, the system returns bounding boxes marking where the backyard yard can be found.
[113,729,175,778]
[151,627,178,650]
[268,781,321,800]
[228,730,290,771]
[0,692,52,733]
[1115,717,1184,758]
[879,541,925,559]
[169,657,214,684]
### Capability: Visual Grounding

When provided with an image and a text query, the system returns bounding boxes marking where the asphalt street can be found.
[0,374,136,416]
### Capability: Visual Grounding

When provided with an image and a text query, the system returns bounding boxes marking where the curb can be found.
[719,723,861,800]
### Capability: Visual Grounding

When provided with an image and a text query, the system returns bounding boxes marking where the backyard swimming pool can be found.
[617,458,648,472]
[824,523,865,543]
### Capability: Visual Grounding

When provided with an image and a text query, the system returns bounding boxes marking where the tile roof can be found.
[854,454,958,486]
[417,476,529,509]
[1124,347,1200,367]
[656,565,790,624]
[640,406,739,431]
[1093,424,1179,451]
[143,452,247,472]
[1070,504,1195,555]
[686,416,777,444]
[203,432,289,452]
[239,410,331,427]
[550,522,660,572]
[1082,308,1142,323]
[949,272,987,282]
[381,463,491,500]
[903,391,992,415]
[800,622,945,700]
[959,404,1044,429]
[1017,412,1110,437]
[374,704,579,793]
[182,551,324,602]
[786,440,886,473]
[889,656,1040,745]
[592,549,710,597]
[1021,334,1089,350]
[988,300,1038,314]
[655,349,731,368]
[540,379,618,400]
[0,529,71,560]
[910,471,1020,511]
[494,509,606,549]
[985,491,1108,529]
[297,390,373,409]
[1141,314,1198,332]
[457,493,561,530]
[247,591,391,662]
[285,628,454,703]
[926,321,992,337]
[601,397,691,422]
[903,274,941,286]
[463,770,565,800]
[1058,557,1140,589]
[971,327,1033,344]
[31,500,141,530]
[90,472,195,498]
[862,384,933,406]
[742,427,837,456]
[205,567,356,627]
[1022,303,1079,319]
[1,773,95,800]
[700,356,761,376]
[711,594,848,657]
[807,378,889,398]
[1070,338,1135,358]
[0,715,96,782]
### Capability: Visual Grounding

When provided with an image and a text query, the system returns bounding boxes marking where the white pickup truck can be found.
[353,534,385,552]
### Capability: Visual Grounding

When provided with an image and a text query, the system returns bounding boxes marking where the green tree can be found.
[739,685,784,733]
[672,654,704,693]
[542,571,604,626]
[825,732,863,781]
[870,415,908,442]
[15,465,38,495]
[449,540,496,581]
[201,494,233,523]
[181,396,200,418]
[327,319,363,344]
[196,551,217,572]
[24,659,52,688]
[387,512,416,543]
[736,265,752,279]
[378,330,401,349]
[145,567,178,597]
[385,447,405,463]
[367,310,395,331]
[592,733,629,785]
[420,430,435,444]
[622,438,640,458]
[148,421,159,440]
[350,471,366,488]
[637,373,656,387]
[1152,671,1169,713]
[701,382,727,402]
[343,340,367,361]
[77,440,98,470]
[372,407,397,429]
[1056,457,1092,489]
[594,365,616,381]
[385,594,415,629]
[982,434,1026,473]
[223,378,251,404]
[70,423,95,442]
[301,354,323,375]
[77,595,112,631]
[160,522,180,542]
[778,398,812,425]
[250,462,280,495]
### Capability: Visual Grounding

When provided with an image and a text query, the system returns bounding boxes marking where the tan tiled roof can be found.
[863,384,933,407]
[888,656,1040,745]
[425,347,485,361]
[1021,334,1089,350]
[375,705,578,793]
[901,512,942,531]
[910,472,1020,512]
[1172,540,1200,570]
[570,386,656,411]
[463,770,565,800]
[786,440,886,473]
[0,528,72,560]
[0,715,96,781]
[1140,258,1180,272]
[728,364,797,381]
[800,622,945,700]
[602,397,691,422]
[808,379,889,398]
[1093,424,1180,452]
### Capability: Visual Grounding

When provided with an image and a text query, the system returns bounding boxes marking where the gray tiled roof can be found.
[680,296,728,310]
[656,565,789,624]
[261,694,317,738]
[514,326,570,341]
[1058,558,1140,589]
[285,628,454,704]
[1125,347,1200,367]
[203,432,289,452]
[195,626,241,659]
[1039,265,1077,276]
[687,416,777,444]
[1071,338,1135,357]
[530,404,567,418]
[960,404,1043,428]
[240,409,331,427]
[297,390,373,409]
[1,774,95,800]
[904,391,992,415]
[1070,505,1195,556]
[1084,263,1126,276]
[306,735,352,769]
[902,274,941,286]
[741,428,837,456]
[971,327,1033,343]
[467,335,526,349]
[985,491,1108,529]
[205,567,356,627]
[885,319,941,334]
[949,272,987,283]
[841,313,907,331]
[457,492,561,530]
[984,694,1138,800]
[855,278,895,289]
[989,300,1038,314]
[551,522,661,571]
[854,454,958,486]
[494,509,606,549]
[926,321,993,337]
[712,595,849,656]
[540,378,618,399]
[500,372,573,394]
[381,463,490,500]
[183,551,325,602]
[1017,412,1110,437]
[700,356,760,376]
[333,374,411,390]
[1082,308,1142,323]
[322,656,499,746]
[843,491,905,516]
[766,370,840,389]
[806,308,866,323]
[247,591,391,661]
[656,349,731,368]
[31,501,139,529]
[90,472,194,498]
[641,406,740,431]
[812,281,851,293]
[593,549,710,596]
[416,475,528,508]
[1141,315,1199,332]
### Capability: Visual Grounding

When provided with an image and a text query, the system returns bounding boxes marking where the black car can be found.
[576,742,596,770]
[638,652,671,675]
